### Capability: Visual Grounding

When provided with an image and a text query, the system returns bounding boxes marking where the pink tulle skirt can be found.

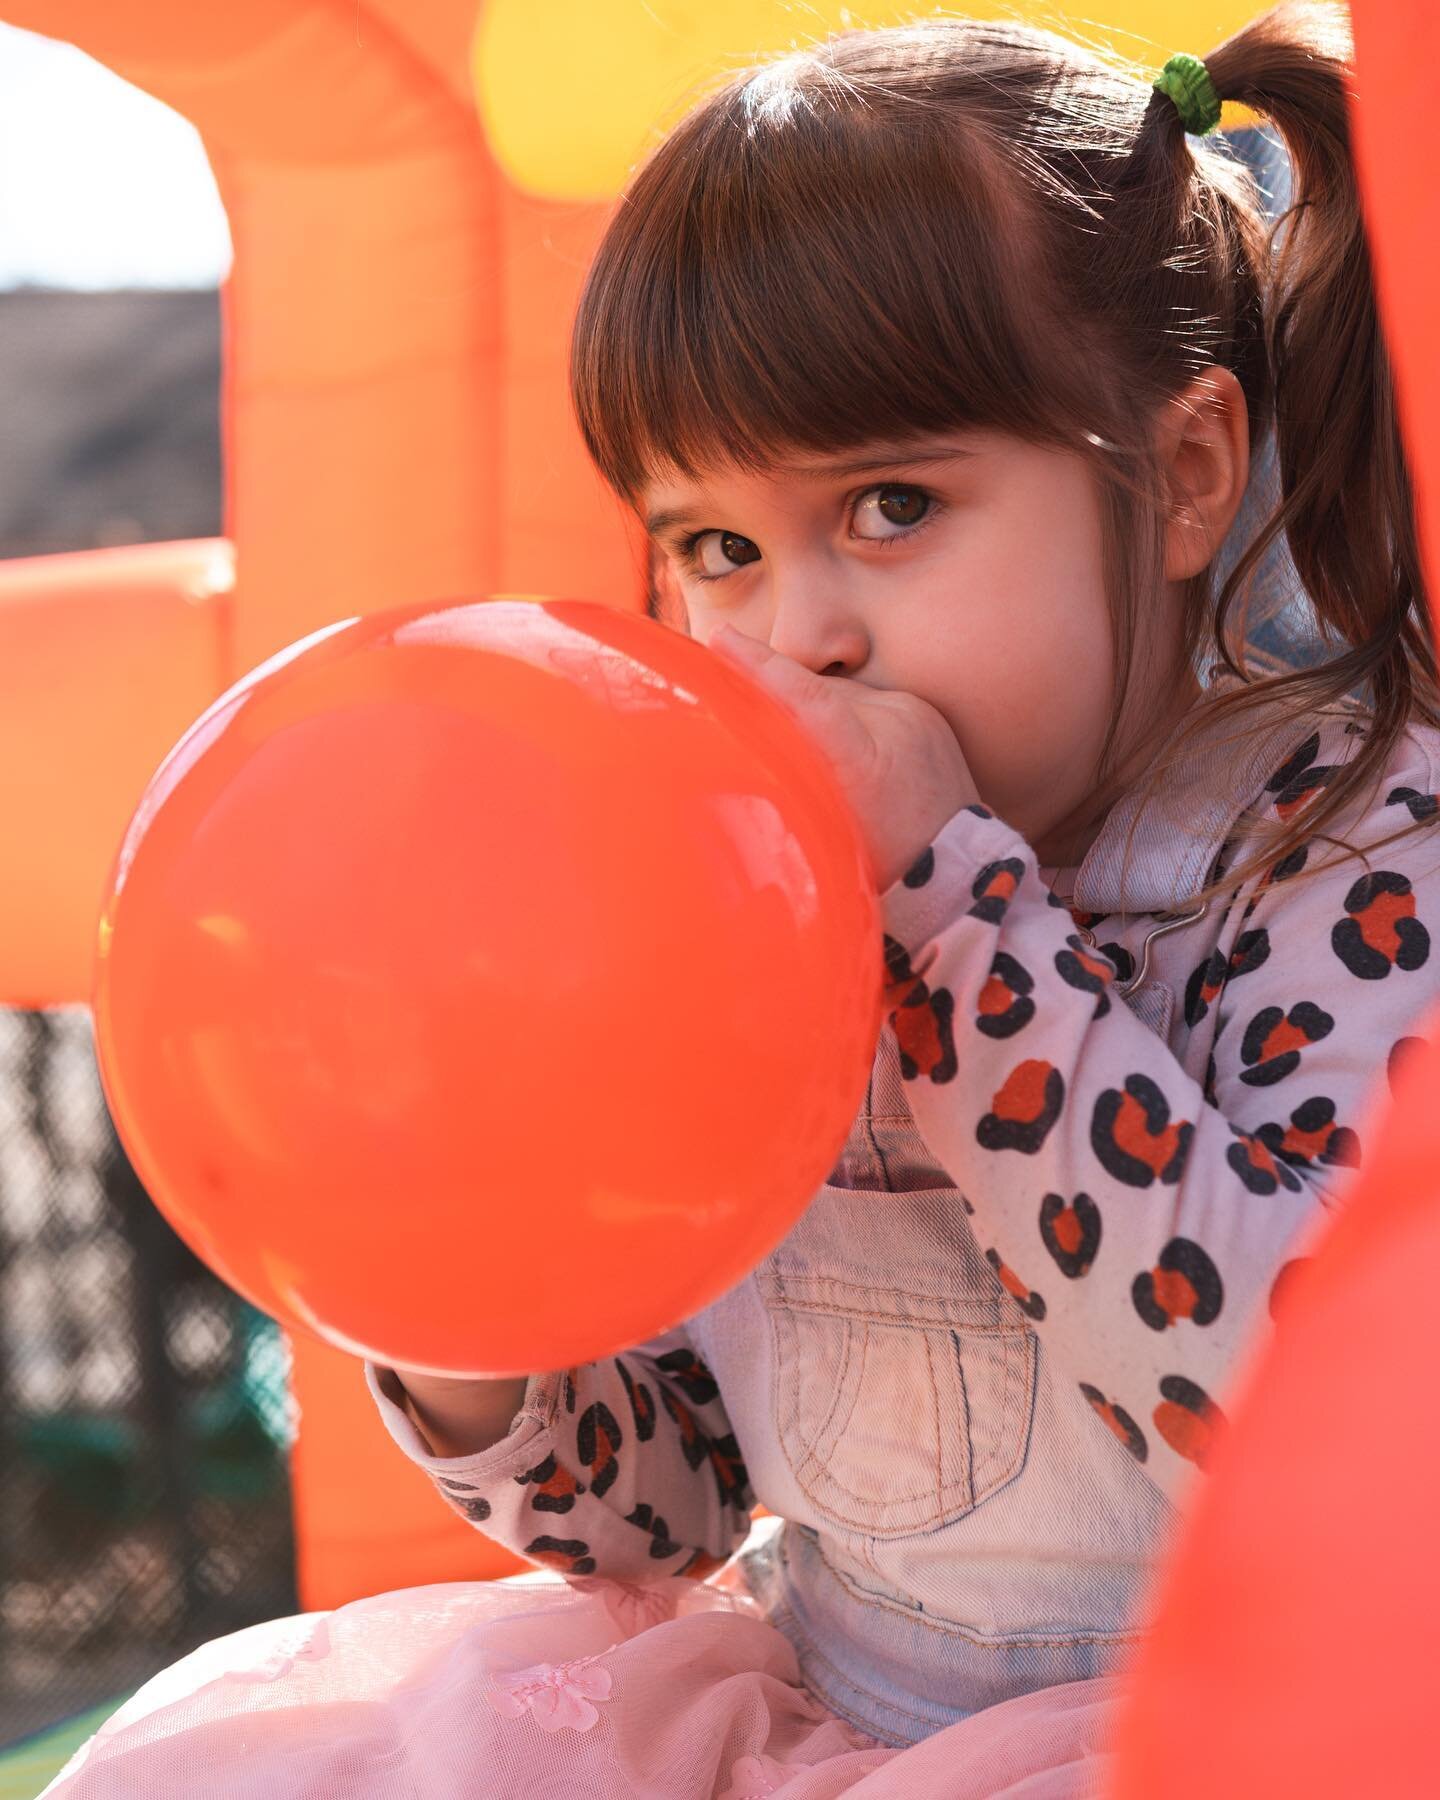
[41,1567,1120,1798]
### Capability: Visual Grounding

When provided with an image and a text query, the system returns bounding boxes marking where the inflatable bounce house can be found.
[0,1,1436,1793]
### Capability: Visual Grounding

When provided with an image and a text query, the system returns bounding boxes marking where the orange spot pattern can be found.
[1052,1210,1083,1255]
[1154,1400,1216,1466]
[1112,1090,1187,1177]
[1151,1269,1199,1321]
[992,1059,1055,1124]
[1261,1017,1313,1060]
[1357,886,1414,958]
[978,974,1012,1016]
[892,1002,947,1078]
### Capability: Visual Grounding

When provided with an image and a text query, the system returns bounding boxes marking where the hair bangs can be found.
[572,41,1095,499]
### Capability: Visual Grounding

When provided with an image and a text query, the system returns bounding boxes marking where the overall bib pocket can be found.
[757,1209,1037,1539]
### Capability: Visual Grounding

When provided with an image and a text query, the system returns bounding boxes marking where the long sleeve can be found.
[878,792,1436,1501]
[365,1324,754,1581]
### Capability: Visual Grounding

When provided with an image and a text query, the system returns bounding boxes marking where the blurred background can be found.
[0,19,297,1754]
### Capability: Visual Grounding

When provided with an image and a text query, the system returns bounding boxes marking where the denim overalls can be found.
[687,1016,1175,1745]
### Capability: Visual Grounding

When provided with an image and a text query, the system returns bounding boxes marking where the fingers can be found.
[709,622,768,663]
[710,624,828,703]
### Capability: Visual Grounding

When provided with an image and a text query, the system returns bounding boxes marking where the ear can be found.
[1156,366,1250,582]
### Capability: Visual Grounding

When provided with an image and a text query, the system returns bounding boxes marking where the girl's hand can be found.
[709,623,981,892]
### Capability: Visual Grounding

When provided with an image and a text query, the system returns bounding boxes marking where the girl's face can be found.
[642,429,1196,869]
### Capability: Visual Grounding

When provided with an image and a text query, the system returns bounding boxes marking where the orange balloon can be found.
[92,597,882,1377]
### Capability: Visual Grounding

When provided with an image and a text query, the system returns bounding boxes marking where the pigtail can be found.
[1147,2,1437,897]
[1218,4,1430,699]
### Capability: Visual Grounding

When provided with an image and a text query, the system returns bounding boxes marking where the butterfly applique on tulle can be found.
[486,1649,616,1732]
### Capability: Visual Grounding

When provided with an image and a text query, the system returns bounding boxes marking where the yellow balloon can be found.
[474,0,1266,203]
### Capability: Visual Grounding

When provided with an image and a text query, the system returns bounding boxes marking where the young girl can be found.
[48,4,1439,1795]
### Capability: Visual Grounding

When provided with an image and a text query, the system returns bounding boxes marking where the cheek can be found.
[926,487,1115,801]
[956,630,1115,811]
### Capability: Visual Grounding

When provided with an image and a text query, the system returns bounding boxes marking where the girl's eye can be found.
[852,485,931,539]
[691,530,761,578]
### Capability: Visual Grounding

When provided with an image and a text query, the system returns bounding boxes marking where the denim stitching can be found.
[792,1288,860,1454]
[809,1536,1146,1652]
[924,1329,943,1503]
[773,1598,945,1734]
[760,1280,1014,1330]
[951,1330,976,1505]
[1004,1328,1038,1492]
[768,1286,862,1503]
[787,1656,912,1747]
[793,1312,861,1498]
[863,1063,898,1191]
[808,1316,863,1476]
[986,1320,1025,1496]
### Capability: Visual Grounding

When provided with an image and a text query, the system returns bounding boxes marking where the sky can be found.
[0,20,231,290]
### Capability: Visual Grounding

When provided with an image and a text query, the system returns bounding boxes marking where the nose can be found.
[766,576,869,681]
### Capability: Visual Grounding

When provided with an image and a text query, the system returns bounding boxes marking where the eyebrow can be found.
[644,506,703,539]
[642,444,978,539]
[777,444,979,479]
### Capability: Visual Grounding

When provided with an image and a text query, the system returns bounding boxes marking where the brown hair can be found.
[571,1,1436,905]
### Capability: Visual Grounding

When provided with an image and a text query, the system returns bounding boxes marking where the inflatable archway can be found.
[10,14,1424,1729]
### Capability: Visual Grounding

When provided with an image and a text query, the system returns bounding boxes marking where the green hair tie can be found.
[1153,52,1222,137]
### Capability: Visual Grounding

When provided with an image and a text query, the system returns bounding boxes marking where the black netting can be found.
[0,1009,297,1744]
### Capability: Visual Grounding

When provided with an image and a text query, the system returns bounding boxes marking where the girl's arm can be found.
[363,1325,753,1581]
[386,1370,529,1457]
[879,739,1438,1502]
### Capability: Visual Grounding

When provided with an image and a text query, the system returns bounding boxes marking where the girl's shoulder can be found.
[1297,702,1439,832]
[1373,707,1440,823]
[1248,700,1440,901]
